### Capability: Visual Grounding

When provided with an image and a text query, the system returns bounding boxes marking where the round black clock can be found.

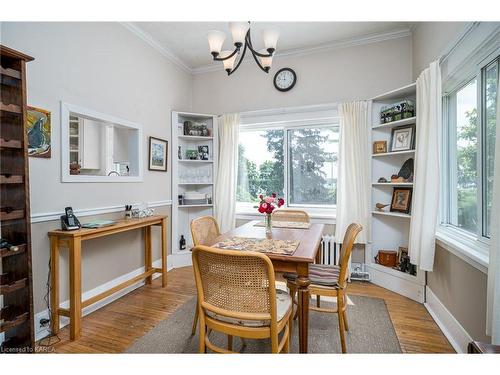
[273,68,297,92]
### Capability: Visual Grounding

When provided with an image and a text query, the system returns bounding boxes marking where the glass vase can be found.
[265,214,272,235]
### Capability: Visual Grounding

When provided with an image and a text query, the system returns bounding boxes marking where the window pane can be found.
[288,127,338,205]
[237,129,284,203]
[452,79,478,234]
[484,59,498,237]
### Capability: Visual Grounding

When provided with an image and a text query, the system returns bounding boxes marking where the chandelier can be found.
[207,22,279,76]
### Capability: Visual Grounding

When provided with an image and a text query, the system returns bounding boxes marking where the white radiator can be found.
[319,235,341,266]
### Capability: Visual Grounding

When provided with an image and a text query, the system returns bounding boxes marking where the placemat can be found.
[212,237,299,255]
[254,220,311,229]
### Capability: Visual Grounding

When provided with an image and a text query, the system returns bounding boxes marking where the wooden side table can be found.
[48,215,168,340]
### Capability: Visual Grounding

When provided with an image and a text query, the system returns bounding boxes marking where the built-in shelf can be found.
[372,210,411,219]
[372,116,416,130]
[178,182,213,185]
[178,159,213,163]
[371,82,416,101]
[178,135,214,141]
[372,149,415,157]
[367,262,421,284]
[372,182,413,187]
[0,278,27,295]
[0,66,21,79]
[178,204,213,208]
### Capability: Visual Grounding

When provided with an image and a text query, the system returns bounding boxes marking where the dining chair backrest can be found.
[190,216,221,246]
[337,223,363,288]
[272,209,310,223]
[192,245,278,322]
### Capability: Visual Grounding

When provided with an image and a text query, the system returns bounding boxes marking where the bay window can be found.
[442,55,499,246]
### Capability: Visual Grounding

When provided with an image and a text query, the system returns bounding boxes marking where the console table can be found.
[48,215,168,340]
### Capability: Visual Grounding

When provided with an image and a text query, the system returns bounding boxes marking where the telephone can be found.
[60,207,81,231]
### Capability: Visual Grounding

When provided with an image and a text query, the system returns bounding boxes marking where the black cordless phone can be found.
[60,206,81,231]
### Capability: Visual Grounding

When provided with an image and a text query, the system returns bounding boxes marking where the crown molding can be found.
[120,22,193,74]
[121,22,411,76]
[192,27,412,75]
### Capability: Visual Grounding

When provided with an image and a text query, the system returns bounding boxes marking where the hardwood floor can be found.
[40,266,454,353]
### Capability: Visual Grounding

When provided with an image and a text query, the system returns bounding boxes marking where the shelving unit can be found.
[367,82,425,303]
[0,45,35,353]
[171,111,218,260]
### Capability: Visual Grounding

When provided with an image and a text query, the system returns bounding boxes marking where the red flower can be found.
[258,203,266,213]
[266,205,274,214]
[259,194,263,200]
[272,192,277,198]
[278,198,285,207]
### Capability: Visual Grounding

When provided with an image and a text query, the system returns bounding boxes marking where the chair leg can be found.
[227,335,233,351]
[199,315,206,353]
[316,295,321,308]
[191,301,199,336]
[337,294,347,353]
[288,282,299,320]
[343,310,349,332]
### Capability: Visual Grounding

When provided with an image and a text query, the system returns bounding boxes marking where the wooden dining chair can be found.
[284,223,362,353]
[272,209,310,223]
[192,245,293,353]
[190,216,221,335]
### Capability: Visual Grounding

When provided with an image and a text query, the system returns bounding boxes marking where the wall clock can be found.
[273,68,297,92]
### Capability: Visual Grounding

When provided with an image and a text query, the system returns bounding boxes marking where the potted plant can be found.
[257,193,285,234]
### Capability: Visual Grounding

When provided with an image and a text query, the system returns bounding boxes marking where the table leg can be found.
[161,217,167,287]
[49,236,59,334]
[296,264,310,353]
[69,237,82,340]
[144,226,152,285]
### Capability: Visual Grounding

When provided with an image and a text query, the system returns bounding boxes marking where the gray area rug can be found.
[126,295,401,353]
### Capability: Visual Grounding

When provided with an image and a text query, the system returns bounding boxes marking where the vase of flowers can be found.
[257,193,285,234]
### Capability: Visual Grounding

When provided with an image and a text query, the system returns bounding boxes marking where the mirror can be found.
[61,102,143,182]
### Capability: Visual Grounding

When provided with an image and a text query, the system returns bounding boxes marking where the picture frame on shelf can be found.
[390,124,415,152]
[148,136,168,171]
[390,187,412,214]
[373,140,387,154]
[198,145,209,160]
[397,246,408,264]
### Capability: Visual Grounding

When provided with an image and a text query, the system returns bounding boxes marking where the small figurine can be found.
[375,203,390,211]
[378,177,388,183]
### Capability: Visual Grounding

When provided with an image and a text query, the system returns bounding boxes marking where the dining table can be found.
[210,219,324,353]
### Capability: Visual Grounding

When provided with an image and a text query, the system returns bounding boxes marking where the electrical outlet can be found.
[39,318,50,327]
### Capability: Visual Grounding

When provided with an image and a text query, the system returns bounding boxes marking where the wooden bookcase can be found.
[0,45,35,352]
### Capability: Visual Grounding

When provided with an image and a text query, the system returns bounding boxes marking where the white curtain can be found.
[487,66,500,344]
[214,113,240,233]
[409,61,442,272]
[335,101,370,244]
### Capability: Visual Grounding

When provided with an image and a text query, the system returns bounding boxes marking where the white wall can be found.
[192,36,413,114]
[411,22,469,79]
[1,22,192,215]
[0,22,191,317]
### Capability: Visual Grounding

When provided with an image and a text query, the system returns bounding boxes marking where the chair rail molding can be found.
[30,200,172,223]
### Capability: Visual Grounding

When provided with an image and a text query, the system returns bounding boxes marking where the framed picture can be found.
[198,145,209,160]
[390,187,412,214]
[373,140,387,154]
[26,106,51,158]
[148,137,168,171]
[390,125,415,152]
[397,246,408,264]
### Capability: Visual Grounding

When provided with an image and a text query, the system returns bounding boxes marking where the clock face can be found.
[274,68,297,92]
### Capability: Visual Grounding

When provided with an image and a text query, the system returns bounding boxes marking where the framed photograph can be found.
[198,145,209,160]
[390,125,415,152]
[148,137,168,171]
[373,140,387,154]
[397,246,409,264]
[390,187,412,214]
[26,106,51,158]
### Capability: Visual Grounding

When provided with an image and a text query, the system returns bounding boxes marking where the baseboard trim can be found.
[424,286,472,353]
[34,257,174,342]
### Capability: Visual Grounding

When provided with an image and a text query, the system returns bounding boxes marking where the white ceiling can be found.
[129,22,412,72]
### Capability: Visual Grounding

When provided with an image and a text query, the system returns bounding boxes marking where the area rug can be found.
[126,295,401,353]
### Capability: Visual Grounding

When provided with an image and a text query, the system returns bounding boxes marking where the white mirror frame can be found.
[60,101,143,183]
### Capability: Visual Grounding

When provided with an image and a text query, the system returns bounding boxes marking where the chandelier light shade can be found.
[207,21,279,75]
[207,30,226,55]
